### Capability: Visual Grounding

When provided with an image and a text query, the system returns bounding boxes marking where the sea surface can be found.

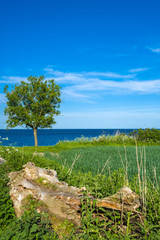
[0,129,134,147]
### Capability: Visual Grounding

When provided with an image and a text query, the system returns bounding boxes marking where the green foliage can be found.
[145,184,160,225]
[130,128,160,144]
[74,197,141,239]
[79,198,105,238]
[1,145,160,238]
[0,166,15,229]
[57,134,136,147]
[0,147,28,172]
[4,75,61,129]
[0,210,58,240]
[53,130,160,148]
[4,75,61,146]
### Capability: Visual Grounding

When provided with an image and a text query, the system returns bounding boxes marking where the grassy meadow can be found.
[1,130,160,239]
[44,146,160,181]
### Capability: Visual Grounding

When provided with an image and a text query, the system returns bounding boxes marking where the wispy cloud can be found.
[44,68,136,81]
[85,71,135,79]
[2,68,160,106]
[0,76,27,84]
[149,47,160,53]
[61,89,95,103]
[44,67,160,95]
[128,68,149,73]
[70,79,160,94]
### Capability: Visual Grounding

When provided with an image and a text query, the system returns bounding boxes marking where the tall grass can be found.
[44,145,160,183]
[58,134,136,146]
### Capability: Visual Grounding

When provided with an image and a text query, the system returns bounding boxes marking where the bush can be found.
[129,128,160,144]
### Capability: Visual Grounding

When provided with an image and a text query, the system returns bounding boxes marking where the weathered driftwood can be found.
[9,162,141,226]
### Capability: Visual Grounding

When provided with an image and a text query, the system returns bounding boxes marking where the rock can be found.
[8,162,141,227]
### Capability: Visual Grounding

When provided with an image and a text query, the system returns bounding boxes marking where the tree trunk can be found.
[33,128,38,146]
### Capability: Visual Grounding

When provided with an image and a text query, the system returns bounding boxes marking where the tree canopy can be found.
[4,75,61,146]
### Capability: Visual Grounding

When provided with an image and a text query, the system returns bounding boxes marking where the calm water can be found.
[0,129,134,147]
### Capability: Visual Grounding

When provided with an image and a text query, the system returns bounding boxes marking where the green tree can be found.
[4,75,61,146]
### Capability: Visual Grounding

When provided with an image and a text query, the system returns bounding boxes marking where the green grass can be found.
[1,144,160,238]
[44,145,160,182]
[17,142,95,154]
[17,133,160,155]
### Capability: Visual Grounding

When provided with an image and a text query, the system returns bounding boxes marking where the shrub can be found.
[129,128,160,144]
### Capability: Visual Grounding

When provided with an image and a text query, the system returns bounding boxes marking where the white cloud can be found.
[84,71,135,79]
[44,68,55,75]
[149,48,160,53]
[62,89,89,99]
[0,76,27,84]
[45,69,84,83]
[61,89,95,103]
[2,68,160,106]
[128,68,149,73]
[44,68,136,81]
[43,67,160,99]
[67,79,160,94]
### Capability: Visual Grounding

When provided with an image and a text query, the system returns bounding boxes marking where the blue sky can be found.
[1,0,160,129]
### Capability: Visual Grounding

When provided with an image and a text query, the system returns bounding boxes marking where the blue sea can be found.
[0,129,134,147]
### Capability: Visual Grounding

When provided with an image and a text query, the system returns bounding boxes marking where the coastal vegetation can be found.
[0,129,160,239]
[17,128,160,155]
